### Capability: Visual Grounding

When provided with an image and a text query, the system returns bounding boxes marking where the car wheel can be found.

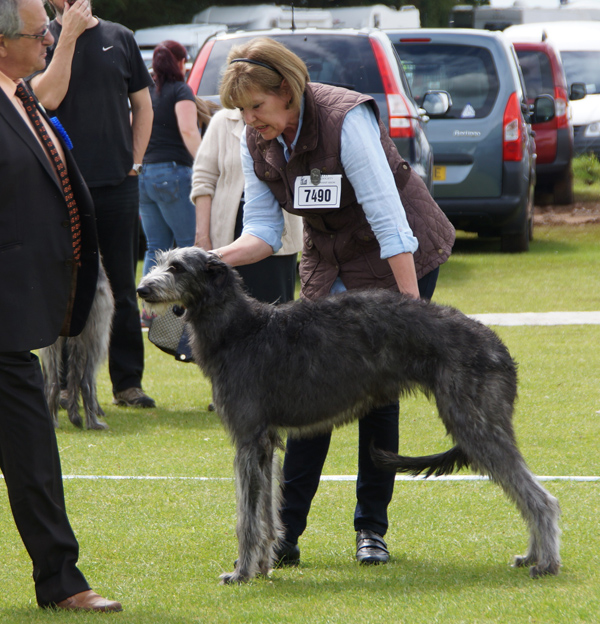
[501,221,530,252]
[552,166,574,205]
[501,183,534,252]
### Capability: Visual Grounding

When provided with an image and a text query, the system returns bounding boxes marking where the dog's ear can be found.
[205,255,233,291]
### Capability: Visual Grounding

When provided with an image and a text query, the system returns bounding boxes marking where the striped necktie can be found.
[15,82,82,264]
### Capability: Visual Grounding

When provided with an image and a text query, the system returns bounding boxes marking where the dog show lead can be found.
[207,37,455,569]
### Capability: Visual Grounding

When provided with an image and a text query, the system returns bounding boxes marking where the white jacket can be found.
[190,107,302,256]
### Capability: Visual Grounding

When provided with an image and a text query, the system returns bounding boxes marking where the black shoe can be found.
[356,529,389,565]
[113,387,156,408]
[274,539,300,568]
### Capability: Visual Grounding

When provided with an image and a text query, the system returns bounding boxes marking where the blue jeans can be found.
[139,162,196,276]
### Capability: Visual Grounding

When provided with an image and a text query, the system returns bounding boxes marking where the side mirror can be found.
[569,82,587,101]
[421,90,452,117]
[530,94,555,124]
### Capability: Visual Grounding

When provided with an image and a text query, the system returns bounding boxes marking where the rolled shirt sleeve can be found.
[240,129,285,254]
[340,103,419,259]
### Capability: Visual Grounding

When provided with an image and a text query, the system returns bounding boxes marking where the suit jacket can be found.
[0,86,98,352]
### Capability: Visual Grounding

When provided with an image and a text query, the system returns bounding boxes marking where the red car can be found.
[512,38,574,204]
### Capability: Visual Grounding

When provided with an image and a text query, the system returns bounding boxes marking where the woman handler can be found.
[212,37,455,566]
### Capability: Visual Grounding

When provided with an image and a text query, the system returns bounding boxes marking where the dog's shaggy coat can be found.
[41,261,114,430]
[137,247,561,584]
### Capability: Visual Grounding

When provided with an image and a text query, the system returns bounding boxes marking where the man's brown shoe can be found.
[55,590,122,612]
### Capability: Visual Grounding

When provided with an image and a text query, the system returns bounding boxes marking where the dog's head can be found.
[136,248,237,317]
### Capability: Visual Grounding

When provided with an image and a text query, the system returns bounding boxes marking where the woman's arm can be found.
[387,253,420,299]
[175,99,202,158]
[341,104,420,298]
[213,233,274,267]
[194,195,213,249]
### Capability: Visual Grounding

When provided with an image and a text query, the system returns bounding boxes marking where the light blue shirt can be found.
[239,97,418,260]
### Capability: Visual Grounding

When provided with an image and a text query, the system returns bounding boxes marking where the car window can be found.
[516,50,554,99]
[196,34,384,96]
[560,50,600,95]
[395,43,500,119]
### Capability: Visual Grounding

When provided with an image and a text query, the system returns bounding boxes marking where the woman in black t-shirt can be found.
[139,41,201,288]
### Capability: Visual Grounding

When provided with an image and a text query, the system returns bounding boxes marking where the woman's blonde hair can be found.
[220,38,309,110]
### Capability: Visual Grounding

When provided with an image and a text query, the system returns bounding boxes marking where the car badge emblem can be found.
[310,168,321,185]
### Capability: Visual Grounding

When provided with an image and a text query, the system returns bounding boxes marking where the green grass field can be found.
[573,153,600,202]
[1,224,599,623]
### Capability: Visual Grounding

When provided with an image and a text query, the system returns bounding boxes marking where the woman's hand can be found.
[388,252,420,299]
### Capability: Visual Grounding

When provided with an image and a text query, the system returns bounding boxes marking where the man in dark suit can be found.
[0,0,121,611]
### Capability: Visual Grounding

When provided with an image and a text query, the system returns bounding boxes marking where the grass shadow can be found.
[451,232,577,256]
[53,404,224,438]
[253,557,566,597]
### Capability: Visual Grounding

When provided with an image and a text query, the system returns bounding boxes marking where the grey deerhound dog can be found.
[137,247,561,584]
[40,261,114,430]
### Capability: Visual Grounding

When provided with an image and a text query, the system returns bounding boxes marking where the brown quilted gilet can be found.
[246,82,455,300]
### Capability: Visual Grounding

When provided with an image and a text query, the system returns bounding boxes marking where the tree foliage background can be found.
[92,0,488,31]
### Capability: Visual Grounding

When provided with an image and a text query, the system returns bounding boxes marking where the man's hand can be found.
[29,0,96,110]
[61,0,92,40]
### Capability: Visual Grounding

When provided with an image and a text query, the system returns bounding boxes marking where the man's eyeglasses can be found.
[14,20,50,40]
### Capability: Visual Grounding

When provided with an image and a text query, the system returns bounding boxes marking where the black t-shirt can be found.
[44,19,153,187]
[144,81,196,168]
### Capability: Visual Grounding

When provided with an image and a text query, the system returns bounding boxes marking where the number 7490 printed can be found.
[294,174,342,210]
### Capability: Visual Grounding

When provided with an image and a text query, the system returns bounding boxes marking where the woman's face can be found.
[238,88,298,141]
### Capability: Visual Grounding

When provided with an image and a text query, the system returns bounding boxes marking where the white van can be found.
[504,21,600,158]
[192,5,333,31]
[330,4,420,29]
[134,24,227,70]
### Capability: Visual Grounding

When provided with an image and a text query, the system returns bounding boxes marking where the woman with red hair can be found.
[139,40,201,289]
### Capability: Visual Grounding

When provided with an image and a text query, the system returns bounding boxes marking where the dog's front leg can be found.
[220,440,270,584]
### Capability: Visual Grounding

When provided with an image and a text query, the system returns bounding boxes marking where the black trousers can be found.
[90,176,145,393]
[0,352,89,606]
[280,267,439,542]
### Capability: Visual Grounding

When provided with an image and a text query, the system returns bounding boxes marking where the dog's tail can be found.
[370,443,470,478]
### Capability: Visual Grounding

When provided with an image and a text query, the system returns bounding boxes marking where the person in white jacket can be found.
[191,107,302,303]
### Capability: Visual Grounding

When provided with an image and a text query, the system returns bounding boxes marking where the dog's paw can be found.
[529,561,561,578]
[219,570,249,585]
[87,419,109,431]
[513,553,535,568]
[68,412,84,429]
[513,554,560,577]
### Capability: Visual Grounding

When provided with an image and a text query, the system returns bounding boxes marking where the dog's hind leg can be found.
[220,431,276,584]
[504,463,561,577]
[80,359,108,430]
[440,397,561,578]
[64,338,84,429]
[77,327,109,430]
[81,261,113,429]
[40,338,65,428]
[374,390,561,577]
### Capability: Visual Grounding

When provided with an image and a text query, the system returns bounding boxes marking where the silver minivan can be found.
[388,29,544,252]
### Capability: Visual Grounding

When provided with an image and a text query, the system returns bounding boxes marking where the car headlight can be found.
[583,122,600,138]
